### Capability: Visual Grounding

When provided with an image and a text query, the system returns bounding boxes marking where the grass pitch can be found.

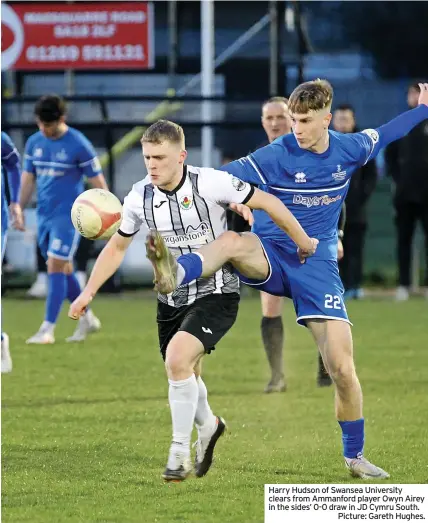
[2,293,427,522]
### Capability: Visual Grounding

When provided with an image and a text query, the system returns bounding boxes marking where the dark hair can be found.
[408,82,423,93]
[288,79,333,114]
[34,94,67,122]
[141,119,185,147]
[335,103,355,115]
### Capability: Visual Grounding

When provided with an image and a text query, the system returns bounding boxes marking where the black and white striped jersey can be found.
[119,165,255,307]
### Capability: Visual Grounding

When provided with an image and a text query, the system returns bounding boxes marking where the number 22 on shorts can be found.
[324,294,343,310]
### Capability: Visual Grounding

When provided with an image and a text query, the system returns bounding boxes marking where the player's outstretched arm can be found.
[68,232,133,319]
[359,83,428,162]
[378,84,428,144]
[243,188,318,256]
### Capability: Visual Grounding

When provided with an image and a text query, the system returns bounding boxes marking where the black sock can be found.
[318,352,330,378]
[261,316,284,382]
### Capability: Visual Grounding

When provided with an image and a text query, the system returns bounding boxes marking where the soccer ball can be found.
[71,189,123,240]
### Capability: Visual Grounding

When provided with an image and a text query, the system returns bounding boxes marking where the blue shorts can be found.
[38,215,80,261]
[237,234,350,327]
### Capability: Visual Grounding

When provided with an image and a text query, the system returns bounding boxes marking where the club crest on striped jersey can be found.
[179,195,193,210]
[231,176,246,191]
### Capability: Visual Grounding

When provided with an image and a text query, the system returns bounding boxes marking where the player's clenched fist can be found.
[297,237,319,264]
[69,291,93,320]
[418,83,428,106]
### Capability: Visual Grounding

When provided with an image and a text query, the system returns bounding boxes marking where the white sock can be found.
[40,320,55,334]
[194,376,216,434]
[167,374,198,467]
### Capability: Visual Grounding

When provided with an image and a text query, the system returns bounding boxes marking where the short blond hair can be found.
[288,79,333,114]
[262,96,289,110]
[141,119,185,147]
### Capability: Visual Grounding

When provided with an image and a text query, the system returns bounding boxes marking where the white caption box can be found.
[265,484,428,523]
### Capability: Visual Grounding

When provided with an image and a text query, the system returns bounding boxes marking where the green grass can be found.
[2,294,428,522]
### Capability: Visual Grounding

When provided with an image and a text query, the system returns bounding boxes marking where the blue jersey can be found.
[222,105,428,324]
[23,126,102,221]
[222,128,381,260]
[1,132,21,225]
[222,105,428,259]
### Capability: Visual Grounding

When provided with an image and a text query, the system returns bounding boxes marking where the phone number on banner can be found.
[26,45,146,62]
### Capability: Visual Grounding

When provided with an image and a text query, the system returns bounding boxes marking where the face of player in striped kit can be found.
[142,140,187,192]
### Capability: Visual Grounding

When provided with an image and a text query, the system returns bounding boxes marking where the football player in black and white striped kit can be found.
[69,120,317,482]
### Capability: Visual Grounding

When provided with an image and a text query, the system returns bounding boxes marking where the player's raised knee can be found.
[216,231,246,256]
[217,230,241,247]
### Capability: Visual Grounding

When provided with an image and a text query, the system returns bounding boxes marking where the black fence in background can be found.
[2,94,274,192]
[3,93,420,287]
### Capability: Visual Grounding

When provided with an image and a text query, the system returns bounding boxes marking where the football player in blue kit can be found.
[1,131,24,373]
[19,95,108,344]
[146,80,428,479]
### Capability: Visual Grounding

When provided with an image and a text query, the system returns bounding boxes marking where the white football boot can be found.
[346,454,390,480]
[27,273,48,299]
[162,452,192,482]
[66,310,101,343]
[26,325,55,345]
[395,286,409,302]
[194,416,227,478]
[1,333,13,373]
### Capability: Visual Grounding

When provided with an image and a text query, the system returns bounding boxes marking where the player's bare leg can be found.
[145,230,269,295]
[198,231,269,280]
[260,293,286,393]
[163,332,225,481]
[307,319,389,479]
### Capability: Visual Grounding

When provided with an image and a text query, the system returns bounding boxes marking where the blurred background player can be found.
[385,82,428,301]
[27,222,93,299]
[1,132,24,373]
[19,94,107,344]
[229,96,336,392]
[333,104,378,300]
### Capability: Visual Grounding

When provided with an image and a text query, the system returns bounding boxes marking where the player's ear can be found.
[179,149,187,164]
[324,112,332,128]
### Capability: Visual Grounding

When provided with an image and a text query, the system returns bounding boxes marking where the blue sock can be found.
[67,273,82,303]
[1,332,3,341]
[339,418,365,459]
[46,273,67,324]
[177,253,203,285]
